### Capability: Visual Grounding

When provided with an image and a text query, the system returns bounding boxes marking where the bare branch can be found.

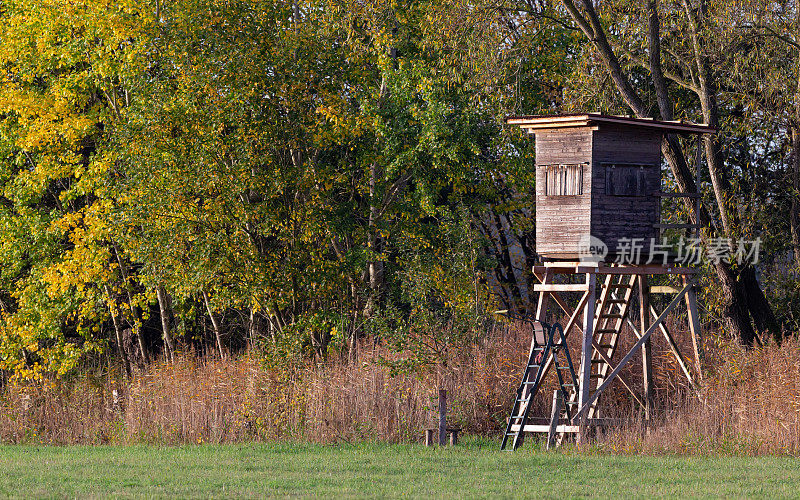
[618,44,700,93]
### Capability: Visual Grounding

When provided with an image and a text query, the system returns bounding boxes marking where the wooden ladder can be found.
[501,321,579,451]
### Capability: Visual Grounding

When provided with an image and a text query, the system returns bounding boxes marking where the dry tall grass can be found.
[595,335,800,455]
[0,323,798,455]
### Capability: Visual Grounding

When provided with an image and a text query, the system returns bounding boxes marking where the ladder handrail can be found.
[501,318,550,450]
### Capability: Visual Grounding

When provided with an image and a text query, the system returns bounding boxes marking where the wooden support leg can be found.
[547,390,563,450]
[683,275,704,383]
[639,275,653,422]
[535,269,553,323]
[577,272,596,446]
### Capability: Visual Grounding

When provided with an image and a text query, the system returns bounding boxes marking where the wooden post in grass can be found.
[547,389,563,450]
[438,389,447,446]
[449,429,459,446]
[424,429,435,446]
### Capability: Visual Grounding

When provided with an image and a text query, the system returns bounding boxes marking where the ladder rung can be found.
[565,401,578,405]
[590,374,603,379]
[600,313,623,319]
[590,359,605,364]
[604,283,631,289]
[597,344,614,349]
[595,329,616,334]
[607,299,626,304]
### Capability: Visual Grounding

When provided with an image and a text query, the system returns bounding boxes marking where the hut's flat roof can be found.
[505,113,715,134]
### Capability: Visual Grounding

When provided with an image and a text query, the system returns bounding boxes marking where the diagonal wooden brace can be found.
[650,305,696,388]
[590,339,646,410]
[572,283,691,422]
[614,288,697,389]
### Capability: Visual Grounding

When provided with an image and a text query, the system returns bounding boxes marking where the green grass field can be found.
[0,438,798,498]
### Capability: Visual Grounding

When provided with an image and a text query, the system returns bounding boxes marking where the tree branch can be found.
[560,0,647,116]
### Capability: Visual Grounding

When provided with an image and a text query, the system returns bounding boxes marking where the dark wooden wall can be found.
[590,125,661,257]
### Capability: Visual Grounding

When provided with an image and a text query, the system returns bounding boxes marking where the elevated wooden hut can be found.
[499,113,713,451]
[505,113,714,260]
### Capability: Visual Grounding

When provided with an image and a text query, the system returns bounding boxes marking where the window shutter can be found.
[604,164,652,196]
[543,164,585,196]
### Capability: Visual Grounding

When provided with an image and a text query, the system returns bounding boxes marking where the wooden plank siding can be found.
[590,125,661,258]
[533,124,662,260]
[534,128,593,258]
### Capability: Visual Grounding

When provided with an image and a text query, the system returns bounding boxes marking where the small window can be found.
[605,164,651,196]
[543,163,585,196]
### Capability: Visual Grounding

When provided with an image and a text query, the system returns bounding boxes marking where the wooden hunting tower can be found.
[499,114,713,451]
[505,114,713,260]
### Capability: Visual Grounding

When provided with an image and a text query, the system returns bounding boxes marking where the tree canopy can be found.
[0,0,797,380]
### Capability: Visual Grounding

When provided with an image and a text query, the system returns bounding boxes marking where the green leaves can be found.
[0,0,150,378]
[0,0,561,377]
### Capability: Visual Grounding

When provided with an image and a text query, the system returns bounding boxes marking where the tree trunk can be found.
[248,307,258,349]
[647,0,672,121]
[480,209,525,313]
[791,127,800,268]
[792,8,800,268]
[739,265,782,343]
[112,243,149,364]
[156,284,175,362]
[363,75,390,322]
[202,290,225,359]
[683,1,782,344]
[681,0,736,241]
[363,161,385,320]
[712,259,758,346]
[104,284,132,378]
